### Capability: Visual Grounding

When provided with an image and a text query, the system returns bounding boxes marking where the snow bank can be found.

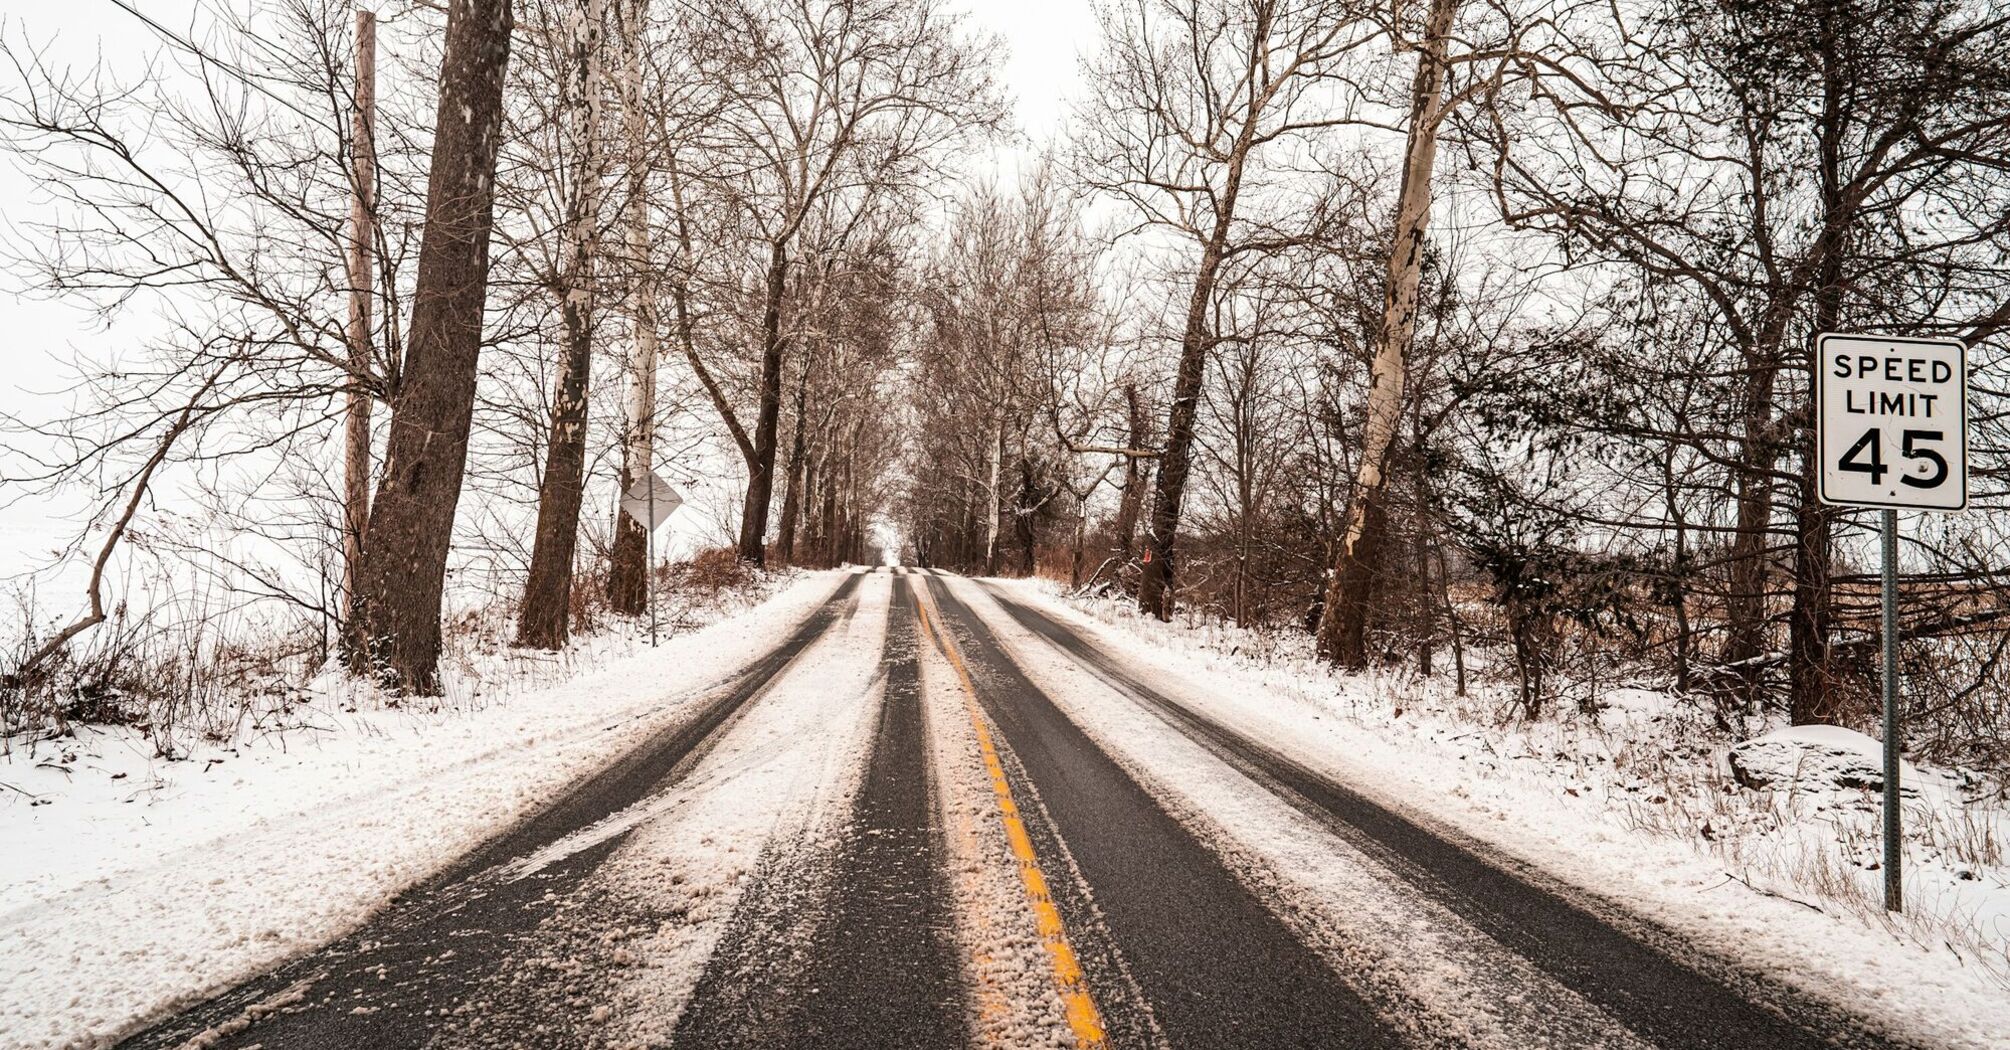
[0,570,849,1050]
[995,576,2010,1050]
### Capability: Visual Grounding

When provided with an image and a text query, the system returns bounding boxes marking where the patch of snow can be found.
[917,609,1095,1050]
[591,572,891,1043]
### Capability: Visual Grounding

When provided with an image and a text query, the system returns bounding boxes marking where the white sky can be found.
[961,0,1097,159]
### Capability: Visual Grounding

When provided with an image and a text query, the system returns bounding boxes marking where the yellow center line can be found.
[913,589,1109,1050]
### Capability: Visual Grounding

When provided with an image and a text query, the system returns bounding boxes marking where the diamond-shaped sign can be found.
[620,471,683,531]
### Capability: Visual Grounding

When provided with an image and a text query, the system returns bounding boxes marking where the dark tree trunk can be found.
[608,479,647,614]
[775,365,811,565]
[517,0,599,650]
[1137,234,1227,619]
[517,295,595,649]
[1325,493,1389,666]
[342,0,515,693]
[818,455,839,566]
[1015,459,1038,576]
[1792,8,1848,724]
[1113,382,1149,563]
[1720,361,1778,701]
[737,240,789,564]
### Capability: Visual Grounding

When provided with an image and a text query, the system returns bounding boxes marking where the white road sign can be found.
[1816,333,1967,511]
[620,471,684,530]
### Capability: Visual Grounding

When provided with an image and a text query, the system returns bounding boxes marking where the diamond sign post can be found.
[621,471,683,646]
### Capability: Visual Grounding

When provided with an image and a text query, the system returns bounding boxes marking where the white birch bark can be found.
[1317,0,1457,664]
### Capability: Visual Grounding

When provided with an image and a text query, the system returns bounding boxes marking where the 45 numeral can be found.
[1839,428,1948,488]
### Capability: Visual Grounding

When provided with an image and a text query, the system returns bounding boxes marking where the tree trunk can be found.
[1070,512,1087,589]
[518,0,604,650]
[1792,9,1849,724]
[776,361,811,565]
[818,453,839,566]
[1315,0,1456,667]
[1016,459,1038,576]
[1412,467,1435,676]
[1112,383,1149,563]
[608,0,657,617]
[1137,228,1228,619]
[736,239,790,564]
[983,417,1004,575]
[1720,362,1778,701]
[341,9,377,640]
[343,0,515,693]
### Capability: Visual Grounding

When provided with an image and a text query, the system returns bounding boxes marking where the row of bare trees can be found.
[6,0,2010,768]
[900,0,2010,763]
[1,0,999,700]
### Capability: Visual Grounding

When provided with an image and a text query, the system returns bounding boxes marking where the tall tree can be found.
[1075,0,1373,619]
[607,0,662,615]
[518,0,610,649]
[343,8,379,632]
[679,0,1002,565]
[1314,0,1457,666]
[345,0,517,691]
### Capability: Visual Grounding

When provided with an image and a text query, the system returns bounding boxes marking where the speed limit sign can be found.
[1815,331,1967,916]
[1816,333,1967,511]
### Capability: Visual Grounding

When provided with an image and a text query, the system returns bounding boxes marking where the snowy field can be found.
[987,577,2010,1050]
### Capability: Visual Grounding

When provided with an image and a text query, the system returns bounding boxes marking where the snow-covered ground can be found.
[976,576,2010,1050]
[0,570,844,1050]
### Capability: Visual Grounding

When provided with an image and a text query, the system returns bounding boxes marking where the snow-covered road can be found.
[7,567,1995,1049]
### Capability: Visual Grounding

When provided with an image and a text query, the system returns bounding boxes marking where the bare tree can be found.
[677,0,1004,565]
[1074,0,1375,619]
[345,0,517,691]
[342,8,379,630]
[1314,0,1456,666]
[516,0,609,649]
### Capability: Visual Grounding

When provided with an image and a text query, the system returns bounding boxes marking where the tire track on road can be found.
[672,572,967,1050]
[920,574,1406,1050]
[114,573,868,1050]
[974,579,1908,1050]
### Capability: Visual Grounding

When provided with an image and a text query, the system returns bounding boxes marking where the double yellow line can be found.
[912,586,1108,1050]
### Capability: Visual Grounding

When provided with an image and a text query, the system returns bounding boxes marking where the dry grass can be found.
[3,547,779,758]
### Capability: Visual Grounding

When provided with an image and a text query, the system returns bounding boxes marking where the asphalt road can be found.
[919,573,1401,1050]
[672,575,967,1049]
[113,574,866,1050]
[971,579,1899,1050]
[106,567,1911,1050]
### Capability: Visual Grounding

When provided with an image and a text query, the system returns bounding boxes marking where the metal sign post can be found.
[647,479,656,648]
[1815,332,1968,914]
[1880,508,1899,910]
[620,471,684,650]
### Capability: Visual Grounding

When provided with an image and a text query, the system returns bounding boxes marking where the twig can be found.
[1722,870,1824,912]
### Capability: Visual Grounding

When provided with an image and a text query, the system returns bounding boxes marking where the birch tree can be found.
[1313,0,1456,666]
